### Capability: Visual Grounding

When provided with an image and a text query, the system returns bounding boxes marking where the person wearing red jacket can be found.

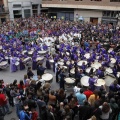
[0,89,12,115]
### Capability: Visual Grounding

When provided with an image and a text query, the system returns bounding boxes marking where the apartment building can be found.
[42,0,120,25]
[0,0,9,23]
[8,0,41,20]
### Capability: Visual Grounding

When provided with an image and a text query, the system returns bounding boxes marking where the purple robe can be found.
[10,57,17,72]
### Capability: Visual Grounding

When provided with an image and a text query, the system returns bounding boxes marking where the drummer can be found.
[88,75,96,91]
[56,64,61,83]
[81,62,87,74]
[96,67,104,78]
[27,67,34,79]
[59,68,66,90]
[32,55,37,70]
[19,56,25,70]
[10,55,17,72]
[46,57,51,70]
[37,63,46,76]
[109,80,120,92]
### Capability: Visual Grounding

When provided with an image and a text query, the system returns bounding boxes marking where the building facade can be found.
[0,0,9,23]
[42,0,120,25]
[8,0,41,20]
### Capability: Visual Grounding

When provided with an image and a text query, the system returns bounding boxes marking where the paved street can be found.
[0,63,75,120]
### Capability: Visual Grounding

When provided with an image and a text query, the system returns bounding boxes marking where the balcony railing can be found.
[0,7,9,14]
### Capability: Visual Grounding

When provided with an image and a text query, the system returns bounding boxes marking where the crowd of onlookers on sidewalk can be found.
[0,76,120,120]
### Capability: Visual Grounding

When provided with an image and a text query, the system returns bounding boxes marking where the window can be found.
[13,4,21,8]
[110,0,120,2]
[24,9,31,18]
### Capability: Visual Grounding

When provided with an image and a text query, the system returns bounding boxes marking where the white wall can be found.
[8,0,41,20]
[74,9,102,23]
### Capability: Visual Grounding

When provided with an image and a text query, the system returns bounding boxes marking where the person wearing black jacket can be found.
[27,67,34,79]
[79,101,92,120]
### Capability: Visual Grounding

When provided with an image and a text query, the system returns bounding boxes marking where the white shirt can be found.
[73,86,81,94]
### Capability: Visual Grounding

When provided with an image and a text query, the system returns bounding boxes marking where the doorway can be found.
[90,17,98,24]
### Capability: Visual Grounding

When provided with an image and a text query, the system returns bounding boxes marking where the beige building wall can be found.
[74,9,102,23]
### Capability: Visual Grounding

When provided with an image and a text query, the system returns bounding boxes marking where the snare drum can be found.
[84,53,90,59]
[105,67,113,74]
[86,67,96,74]
[117,72,120,78]
[66,52,70,56]
[36,57,44,61]
[57,45,60,49]
[91,62,101,69]
[28,51,34,55]
[65,78,75,85]
[77,60,87,66]
[94,79,105,86]
[110,58,116,64]
[104,74,116,86]
[15,61,19,66]
[58,61,64,66]
[22,50,27,55]
[109,58,116,67]
[81,76,90,87]
[70,68,75,76]
[42,73,53,83]
[49,59,54,63]
[5,56,8,60]
[23,57,31,63]
[108,48,113,53]
[66,61,74,66]
[0,61,8,69]
[38,50,47,55]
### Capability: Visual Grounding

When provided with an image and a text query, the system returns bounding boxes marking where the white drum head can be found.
[42,73,53,82]
[49,59,54,63]
[38,51,47,54]
[117,72,120,78]
[94,79,105,86]
[91,62,101,69]
[0,61,7,66]
[105,75,116,86]
[23,57,30,62]
[63,66,67,69]
[58,61,64,66]
[22,50,27,55]
[36,57,44,61]
[66,52,70,56]
[105,68,113,74]
[81,76,90,86]
[60,59,64,62]
[110,58,116,64]
[86,67,96,73]
[66,61,70,65]
[77,60,87,66]
[15,61,19,66]
[70,68,75,74]
[108,48,113,53]
[28,51,33,55]
[65,78,75,84]
[5,56,8,59]
[84,53,90,59]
